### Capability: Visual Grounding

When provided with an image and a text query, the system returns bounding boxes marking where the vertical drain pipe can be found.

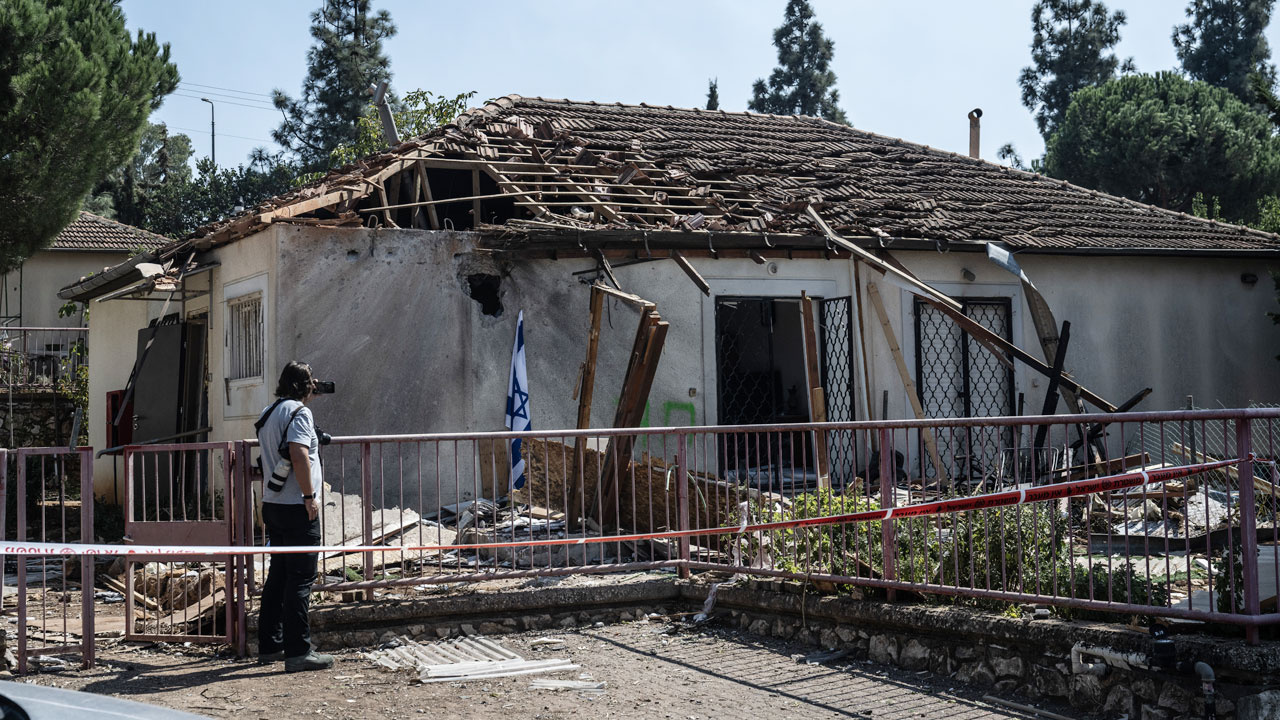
[968,108,982,159]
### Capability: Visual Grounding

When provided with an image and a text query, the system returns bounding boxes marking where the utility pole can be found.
[200,97,216,166]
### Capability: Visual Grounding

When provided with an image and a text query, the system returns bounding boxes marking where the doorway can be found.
[914,297,1015,480]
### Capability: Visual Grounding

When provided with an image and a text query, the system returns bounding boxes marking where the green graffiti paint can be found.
[662,401,696,426]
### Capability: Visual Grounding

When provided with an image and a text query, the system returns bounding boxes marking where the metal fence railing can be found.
[2,407,1278,672]
[0,447,95,673]
[0,327,87,393]
[232,408,1279,641]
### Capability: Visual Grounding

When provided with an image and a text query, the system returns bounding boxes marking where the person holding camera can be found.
[254,361,334,672]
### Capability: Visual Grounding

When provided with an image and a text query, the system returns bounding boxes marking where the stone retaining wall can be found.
[292,577,1280,719]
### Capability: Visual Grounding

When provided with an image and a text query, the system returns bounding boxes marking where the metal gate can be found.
[123,442,238,643]
[5,448,94,673]
[914,298,1015,480]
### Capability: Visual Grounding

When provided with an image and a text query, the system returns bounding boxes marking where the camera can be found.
[313,380,336,394]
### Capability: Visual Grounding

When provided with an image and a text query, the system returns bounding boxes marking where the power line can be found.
[166,125,275,143]
[178,80,274,98]
[177,86,276,107]
[172,92,280,113]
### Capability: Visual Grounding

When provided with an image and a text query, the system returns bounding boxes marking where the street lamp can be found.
[200,97,215,166]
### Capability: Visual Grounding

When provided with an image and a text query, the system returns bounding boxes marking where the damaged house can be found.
[58,96,1280,505]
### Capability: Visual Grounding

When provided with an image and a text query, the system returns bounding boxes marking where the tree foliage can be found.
[84,122,193,225]
[748,0,848,123]
[144,155,297,239]
[1044,72,1280,220]
[1019,0,1131,139]
[706,78,720,111]
[326,89,473,169]
[289,89,473,186]
[272,0,396,171]
[1174,0,1276,102]
[0,0,178,272]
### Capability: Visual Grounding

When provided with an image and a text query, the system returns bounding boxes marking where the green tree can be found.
[1252,70,1280,125]
[1019,0,1131,139]
[706,78,720,111]
[0,0,178,273]
[272,0,397,172]
[284,88,472,187]
[748,0,848,123]
[1044,72,1280,220]
[1174,0,1276,102]
[325,89,473,169]
[146,155,297,239]
[84,122,193,225]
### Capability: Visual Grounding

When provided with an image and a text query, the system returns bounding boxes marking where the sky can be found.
[119,0,1280,170]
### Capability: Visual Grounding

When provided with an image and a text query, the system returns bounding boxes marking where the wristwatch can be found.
[302,493,316,500]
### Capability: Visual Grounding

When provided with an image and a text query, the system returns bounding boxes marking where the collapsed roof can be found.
[183,94,1280,255]
[61,94,1280,302]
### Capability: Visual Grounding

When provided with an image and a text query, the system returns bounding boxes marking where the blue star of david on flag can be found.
[504,310,530,491]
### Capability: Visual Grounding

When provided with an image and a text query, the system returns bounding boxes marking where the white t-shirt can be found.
[257,399,321,505]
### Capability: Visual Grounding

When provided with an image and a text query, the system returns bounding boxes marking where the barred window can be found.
[228,294,263,381]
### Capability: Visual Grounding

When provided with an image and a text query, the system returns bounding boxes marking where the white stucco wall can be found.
[9,251,131,327]
[80,223,1280,502]
[872,250,1280,421]
[87,292,153,502]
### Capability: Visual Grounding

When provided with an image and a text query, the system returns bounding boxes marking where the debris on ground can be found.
[364,635,579,683]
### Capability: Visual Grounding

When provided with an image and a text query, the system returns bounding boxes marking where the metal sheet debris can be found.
[364,635,579,684]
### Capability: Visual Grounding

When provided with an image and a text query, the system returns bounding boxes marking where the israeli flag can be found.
[504,310,530,491]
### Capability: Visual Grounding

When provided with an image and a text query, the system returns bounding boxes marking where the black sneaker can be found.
[257,651,286,664]
[284,652,335,672]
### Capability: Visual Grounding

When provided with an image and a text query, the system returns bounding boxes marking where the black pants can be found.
[259,502,320,658]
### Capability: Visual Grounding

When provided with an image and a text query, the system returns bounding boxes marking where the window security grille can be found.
[228,294,263,381]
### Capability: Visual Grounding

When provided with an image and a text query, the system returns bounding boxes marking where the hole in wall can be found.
[346,250,359,262]
[466,274,504,317]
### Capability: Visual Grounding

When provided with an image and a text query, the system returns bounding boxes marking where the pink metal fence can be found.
[1,447,94,673]
[233,407,1279,641]
[122,442,240,645]
[5,407,1279,674]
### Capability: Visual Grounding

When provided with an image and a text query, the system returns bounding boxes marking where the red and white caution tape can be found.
[0,456,1245,557]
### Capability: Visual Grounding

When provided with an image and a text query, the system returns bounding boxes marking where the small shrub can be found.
[757,488,937,583]
[939,504,1067,595]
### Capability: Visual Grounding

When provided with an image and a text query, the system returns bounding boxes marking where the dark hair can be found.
[275,361,314,400]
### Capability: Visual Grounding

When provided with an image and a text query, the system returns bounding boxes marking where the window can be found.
[228,293,263,381]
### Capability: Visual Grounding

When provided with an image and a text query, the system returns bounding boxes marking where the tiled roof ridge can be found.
[458,95,1277,243]
[76,211,170,241]
[49,211,172,251]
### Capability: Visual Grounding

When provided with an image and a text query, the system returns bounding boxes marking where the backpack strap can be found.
[253,398,286,433]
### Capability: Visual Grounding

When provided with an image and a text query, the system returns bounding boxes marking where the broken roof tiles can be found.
[185,94,1280,255]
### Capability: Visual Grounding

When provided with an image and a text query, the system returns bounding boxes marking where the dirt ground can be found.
[5,619,1078,720]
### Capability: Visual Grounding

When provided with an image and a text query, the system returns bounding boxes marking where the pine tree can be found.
[706,78,720,111]
[272,0,397,171]
[1044,72,1280,220]
[1018,0,1131,139]
[85,122,194,226]
[0,0,177,272]
[748,0,848,123]
[1174,0,1276,102]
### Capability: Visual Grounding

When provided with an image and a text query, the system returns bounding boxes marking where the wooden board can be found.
[866,282,947,482]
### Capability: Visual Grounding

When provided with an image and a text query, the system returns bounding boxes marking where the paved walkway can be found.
[12,622,1075,719]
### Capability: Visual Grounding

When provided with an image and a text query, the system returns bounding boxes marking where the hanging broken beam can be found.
[670,251,710,296]
[803,206,1120,413]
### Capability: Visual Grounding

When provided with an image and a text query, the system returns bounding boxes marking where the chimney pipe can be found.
[371,81,400,146]
[968,108,982,159]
